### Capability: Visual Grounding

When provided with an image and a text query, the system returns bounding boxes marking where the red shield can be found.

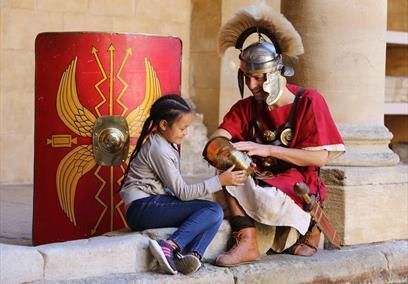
[34,32,181,245]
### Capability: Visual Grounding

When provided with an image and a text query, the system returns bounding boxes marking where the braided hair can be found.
[121,94,191,189]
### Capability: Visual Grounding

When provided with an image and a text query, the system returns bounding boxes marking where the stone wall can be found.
[190,0,221,134]
[0,0,191,184]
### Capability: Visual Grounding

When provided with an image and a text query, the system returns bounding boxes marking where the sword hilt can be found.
[294,182,315,212]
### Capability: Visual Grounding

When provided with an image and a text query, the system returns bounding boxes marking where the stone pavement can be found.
[0,184,32,246]
[0,184,407,284]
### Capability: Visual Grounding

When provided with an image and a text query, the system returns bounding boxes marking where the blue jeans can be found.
[126,195,224,257]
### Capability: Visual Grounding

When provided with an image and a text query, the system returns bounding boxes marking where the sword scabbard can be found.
[311,203,341,249]
[295,182,341,248]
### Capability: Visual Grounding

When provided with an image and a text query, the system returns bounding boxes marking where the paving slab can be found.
[229,240,408,284]
[0,243,43,284]
[32,265,234,284]
[0,184,33,245]
[37,234,154,281]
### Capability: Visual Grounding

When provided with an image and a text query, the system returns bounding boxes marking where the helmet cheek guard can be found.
[263,72,286,106]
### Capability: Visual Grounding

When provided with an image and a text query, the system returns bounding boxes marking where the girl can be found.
[120,94,247,275]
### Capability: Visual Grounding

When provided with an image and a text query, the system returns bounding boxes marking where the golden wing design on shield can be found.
[56,145,96,226]
[127,144,135,162]
[57,57,97,137]
[126,58,162,137]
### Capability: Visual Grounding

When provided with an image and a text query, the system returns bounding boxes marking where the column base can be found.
[322,164,408,245]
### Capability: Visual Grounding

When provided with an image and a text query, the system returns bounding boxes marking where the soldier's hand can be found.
[218,165,247,186]
[233,141,272,157]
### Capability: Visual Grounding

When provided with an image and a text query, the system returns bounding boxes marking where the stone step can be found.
[2,218,407,284]
[30,240,408,284]
[0,221,230,283]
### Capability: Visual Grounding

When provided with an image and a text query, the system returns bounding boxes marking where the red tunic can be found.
[219,84,344,207]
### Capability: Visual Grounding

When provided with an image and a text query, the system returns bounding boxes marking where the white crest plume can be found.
[218,3,304,57]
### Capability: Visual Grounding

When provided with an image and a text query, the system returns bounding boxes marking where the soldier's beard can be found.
[252,88,268,101]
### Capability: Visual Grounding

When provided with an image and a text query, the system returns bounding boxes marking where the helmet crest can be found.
[218,2,303,57]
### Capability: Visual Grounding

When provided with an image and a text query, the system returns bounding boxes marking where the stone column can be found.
[281,0,408,245]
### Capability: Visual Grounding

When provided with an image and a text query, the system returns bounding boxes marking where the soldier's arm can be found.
[210,128,232,140]
[269,146,329,167]
[234,141,329,167]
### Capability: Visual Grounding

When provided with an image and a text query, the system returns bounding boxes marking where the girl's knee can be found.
[207,201,224,222]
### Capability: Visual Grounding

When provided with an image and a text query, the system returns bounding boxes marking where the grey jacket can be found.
[120,132,221,208]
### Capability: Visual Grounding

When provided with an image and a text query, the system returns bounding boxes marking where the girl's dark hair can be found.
[121,94,191,189]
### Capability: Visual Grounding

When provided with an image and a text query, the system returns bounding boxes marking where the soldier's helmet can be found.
[218,3,304,105]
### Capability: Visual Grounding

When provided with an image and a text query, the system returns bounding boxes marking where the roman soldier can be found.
[209,3,345,266]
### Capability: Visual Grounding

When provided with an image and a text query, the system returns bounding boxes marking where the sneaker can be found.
[174,252,202,275]
[149,239,177,275]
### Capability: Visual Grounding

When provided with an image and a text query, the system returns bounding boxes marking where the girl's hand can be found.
[233,141,272,157]
[218,165,247,186]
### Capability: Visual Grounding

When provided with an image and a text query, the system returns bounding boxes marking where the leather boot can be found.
[291,224,321,257]
[215,227,260,267]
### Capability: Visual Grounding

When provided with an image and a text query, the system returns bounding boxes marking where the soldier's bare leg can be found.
[224,189,246,216]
